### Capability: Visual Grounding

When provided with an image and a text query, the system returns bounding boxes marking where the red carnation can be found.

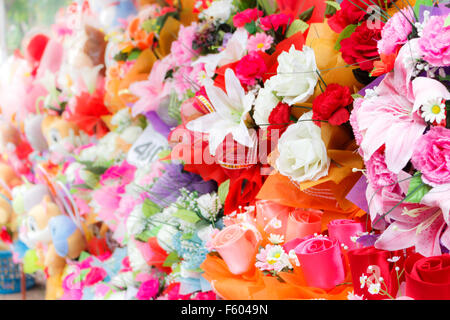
[312,84,353,126]
[339,20,383,71]
[328,0,368,33]
[268,102,292,138]
[235,52,267,86]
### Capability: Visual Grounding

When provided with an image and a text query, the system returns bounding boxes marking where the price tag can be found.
[127,124,168,167]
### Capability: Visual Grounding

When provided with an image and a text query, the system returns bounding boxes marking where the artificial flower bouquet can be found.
[0,0,450,301]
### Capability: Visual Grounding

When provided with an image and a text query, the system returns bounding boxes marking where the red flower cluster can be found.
[235,52,267,86]
[233,8,264,28]
[67,88,111,138]
[312,83,353,126]
[268,101,292,138]
[339,21,383,71]
[260,13,293,33]
[327,0,369,33]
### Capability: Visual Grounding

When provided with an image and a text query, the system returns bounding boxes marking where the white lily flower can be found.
[186,68,256,156]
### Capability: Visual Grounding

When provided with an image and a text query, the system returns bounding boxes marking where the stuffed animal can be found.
[20,195,86,299]
[0,120,33,175]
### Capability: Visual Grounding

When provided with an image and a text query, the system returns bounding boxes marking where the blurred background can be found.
[0,0,71,61]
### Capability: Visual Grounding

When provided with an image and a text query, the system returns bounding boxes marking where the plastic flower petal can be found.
[186,68,256,156]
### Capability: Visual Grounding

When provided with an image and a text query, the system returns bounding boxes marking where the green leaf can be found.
[404,173,431,203]
[286,19,309,38]
[172,209,200,224]
[182,232,194,240]
[163,251,180,267]
[334,24,357,51]
[298,6,315,22]
[79,251,91,262]
[127,50,141,61]
[414,0,434,19]
[142,199,161,218]
[257,0,277,15]
[445,15,450,28]
[218,179,230,205]
[136,229,155,242]
[351,93,363,99]
[326,1,341,11]
[71,184,94,190]
[244,21,257,34]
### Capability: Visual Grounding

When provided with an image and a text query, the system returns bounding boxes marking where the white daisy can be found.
[268,233,285,245]
[421,97,446,124]
[368,282,381,295]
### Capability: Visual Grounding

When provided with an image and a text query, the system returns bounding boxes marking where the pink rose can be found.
[260,13,293,32]
[418,15,450,66]
[235,52,267,86]
[377,8,414,55]
[411,126,450,186]
[293,235,345,289]
[136,279,160,300]
[233,8,263,28]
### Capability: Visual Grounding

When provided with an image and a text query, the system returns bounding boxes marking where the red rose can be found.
[405,253,450,300]
[339,21,383,71]
[233,8,264,28]
[327,0,368,33]
[312,83,353,126]
[268,101,291,138]
[235,52,267,86]
[260,13,293,33]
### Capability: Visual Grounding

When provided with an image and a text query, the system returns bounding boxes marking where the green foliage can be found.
[334,24,357,51]
[5,0,71,53]
[404,173,431,204]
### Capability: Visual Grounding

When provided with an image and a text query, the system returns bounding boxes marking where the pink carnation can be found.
[366,149,397,191]
[247,33,273,53]
[411,126,450,186]
[260,13,293,32]
[235,52,267,86]
[377,8,414,55]
[171,23,200,65]
[418,15,450,66]
[233,8,263,28]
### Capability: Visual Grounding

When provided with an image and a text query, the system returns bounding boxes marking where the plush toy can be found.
[20,195,86,299]
[0,163,22,231]
[41,114,89,163]
[0,120,33,175]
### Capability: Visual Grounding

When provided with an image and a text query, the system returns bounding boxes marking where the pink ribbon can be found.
[294,235,345,290]
[328,219,364,250]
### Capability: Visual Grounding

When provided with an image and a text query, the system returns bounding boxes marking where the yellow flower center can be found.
[431,105,441,114]
[267,252,281,264]
[257,43,264,49]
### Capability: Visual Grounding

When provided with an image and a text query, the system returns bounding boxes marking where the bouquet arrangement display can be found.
[0,0,448,301]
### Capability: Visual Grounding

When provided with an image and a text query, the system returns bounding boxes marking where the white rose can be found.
[253,79,280,126]
[276,111,330,182]
[200,0,234,23]
[270,45,318,105]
